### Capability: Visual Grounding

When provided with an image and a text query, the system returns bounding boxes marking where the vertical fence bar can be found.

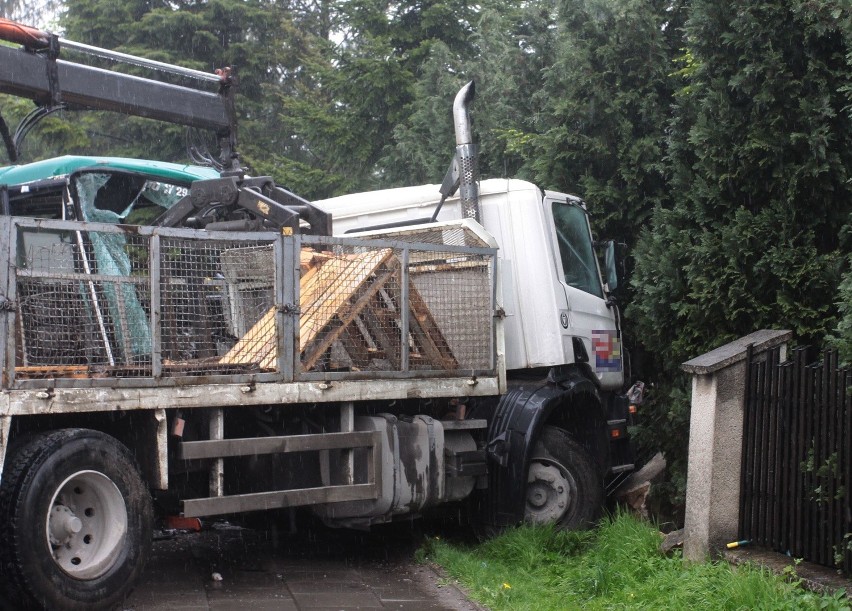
[806,359,818,562]
[764,348,774,547]
[399,247,410,372]
[844,366,852,573]
[827,350,839,567]
[751,363,764,539]
[340,401,354,485]
[209,408,224,497]
[840,363,847,570]
[290,234,302,380]
[758,354,772,545]
[739,344,755,541]
[817,352,829,565]
[276,235,297,382]
[779,359,793,554]
[802,364,814,558]
[770,347,783,550]
[149,234,162,379]
[491,253,498,372]
[4,220,17,388]
[0,216,12,389]
[750,358,766,542]
[794,347,809,558]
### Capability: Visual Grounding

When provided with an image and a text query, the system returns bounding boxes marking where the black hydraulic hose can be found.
[0,112,17,162]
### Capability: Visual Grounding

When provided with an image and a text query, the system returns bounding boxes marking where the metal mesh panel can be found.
[347,224,495,371]
[408,250,492,371]
[297,239,493,375]
[15,228,153,377]
[358,225,490,248]
[161,238,276,375]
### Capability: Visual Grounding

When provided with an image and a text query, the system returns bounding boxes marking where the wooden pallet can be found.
[221,247,457,373]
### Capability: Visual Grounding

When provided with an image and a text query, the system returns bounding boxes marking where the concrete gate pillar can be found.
[681,329,791,562]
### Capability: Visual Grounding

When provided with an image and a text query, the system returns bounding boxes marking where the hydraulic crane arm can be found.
[0,17,237,169]
[0,45,231,132]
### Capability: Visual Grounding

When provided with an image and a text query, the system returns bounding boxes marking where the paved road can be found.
[123,518,483,611]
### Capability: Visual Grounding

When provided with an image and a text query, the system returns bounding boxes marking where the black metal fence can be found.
[740,345,852,572]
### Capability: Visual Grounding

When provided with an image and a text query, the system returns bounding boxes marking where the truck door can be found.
[545,195,623,390]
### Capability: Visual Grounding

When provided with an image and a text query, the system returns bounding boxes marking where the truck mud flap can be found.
[484,372,599,528]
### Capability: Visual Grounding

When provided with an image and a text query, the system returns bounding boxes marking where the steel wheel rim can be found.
[46,470,128,579]
[525,459,577,525]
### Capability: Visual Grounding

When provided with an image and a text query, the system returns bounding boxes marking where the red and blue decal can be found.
[592,330,621,372]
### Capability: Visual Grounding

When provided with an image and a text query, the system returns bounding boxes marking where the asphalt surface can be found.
[123,517,485,611]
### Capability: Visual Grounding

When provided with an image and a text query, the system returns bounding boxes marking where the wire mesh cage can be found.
[295,228,495,376]
[8,219,496,384]
[160,237,277,375]
[344,223,495,373]
[15,228,153,377]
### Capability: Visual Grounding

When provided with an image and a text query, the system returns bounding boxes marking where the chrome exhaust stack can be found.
[436,81,480,223]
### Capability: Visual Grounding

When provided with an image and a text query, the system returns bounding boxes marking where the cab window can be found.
[551,201,603,299]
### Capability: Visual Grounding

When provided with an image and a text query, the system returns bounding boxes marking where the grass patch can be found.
[422,512,850,610]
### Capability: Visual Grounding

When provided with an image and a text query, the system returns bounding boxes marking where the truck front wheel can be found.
[0,428,152,610]
[525,425,603,530]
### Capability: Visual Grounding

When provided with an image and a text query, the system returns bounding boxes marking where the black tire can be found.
[0,428,153,610]
[525,425,603,530]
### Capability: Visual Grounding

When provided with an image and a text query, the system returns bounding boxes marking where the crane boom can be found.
[0,46,231,132]
[0,17,236,168]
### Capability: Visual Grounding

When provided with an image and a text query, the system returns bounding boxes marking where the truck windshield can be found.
[551,202,603,299]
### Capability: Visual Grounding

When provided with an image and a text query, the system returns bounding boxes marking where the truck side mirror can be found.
[602,240,623,294]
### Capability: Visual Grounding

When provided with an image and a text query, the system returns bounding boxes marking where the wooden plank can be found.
[357,298,401,370]
[221,248,395,371]
[300,250,395,348]
[337,319,374,368]
[219,308,276,367]
[301,261,398,371]
[406,281,458,370]
[299,249,332,274]
[15,365,98,379]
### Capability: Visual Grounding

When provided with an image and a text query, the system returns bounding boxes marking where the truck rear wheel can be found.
[525,425,603,530]
[0,429,152,610]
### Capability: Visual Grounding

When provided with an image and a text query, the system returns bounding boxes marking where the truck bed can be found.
[0,217,501,416]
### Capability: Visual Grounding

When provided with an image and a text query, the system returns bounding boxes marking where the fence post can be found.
[681,329,792,561]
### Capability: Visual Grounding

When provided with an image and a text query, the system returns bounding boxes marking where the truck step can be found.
[179,431,379,460]
[182,482,379,518]
[179,430,383,517]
